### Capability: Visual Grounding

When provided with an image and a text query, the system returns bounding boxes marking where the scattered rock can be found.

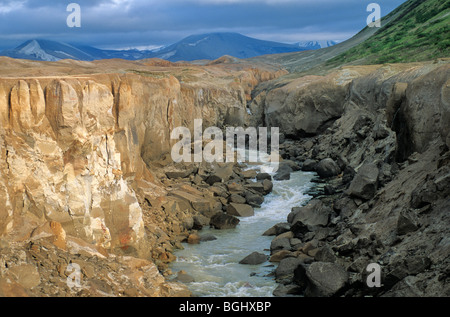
[316,158,341,178]
[301,159,317,172]
[305,262,348,297]
[245,192,264,208]
[239,252,268,265]
[314,245,337,263]
[290,199,331,227]
[262,179,274,195]
[241,169,257,179]
[346,163,379,200]
[263,223,291,236]
[270,237,291,253]
[226,203,254,218]
[209,213,240,230]
[273,164,293,181]
[275,257,304,284]
[229,194,246,204]
[199,234,217,242]
[397,211,419,235]
[187,234,201,245]
[176,271,195,283]
[273,284,302,297]
[270,250,296,262]
[256,173,272,181]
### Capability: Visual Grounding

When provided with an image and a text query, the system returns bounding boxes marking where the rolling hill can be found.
[253,0,450,75]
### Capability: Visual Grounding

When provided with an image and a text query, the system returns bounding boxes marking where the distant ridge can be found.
[144,32,315,62]
[0,33,337,62]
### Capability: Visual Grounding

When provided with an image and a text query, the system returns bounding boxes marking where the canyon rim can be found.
[0,0,449,299]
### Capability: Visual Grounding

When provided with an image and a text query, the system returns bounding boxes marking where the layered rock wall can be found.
[0,66,280,258]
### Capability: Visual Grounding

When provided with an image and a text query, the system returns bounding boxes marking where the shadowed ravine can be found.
[170,165,315,297]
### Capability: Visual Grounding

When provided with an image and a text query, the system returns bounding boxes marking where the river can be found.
[170,163,316,297]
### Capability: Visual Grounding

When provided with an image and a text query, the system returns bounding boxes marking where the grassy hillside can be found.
[327,0,450,66]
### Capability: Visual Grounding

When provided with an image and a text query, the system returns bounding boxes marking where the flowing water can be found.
[170,163,316,297]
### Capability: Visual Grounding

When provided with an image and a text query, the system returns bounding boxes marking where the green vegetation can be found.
[327,0,450,66]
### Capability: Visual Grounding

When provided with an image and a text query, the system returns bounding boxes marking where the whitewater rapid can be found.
[170,165,316,297]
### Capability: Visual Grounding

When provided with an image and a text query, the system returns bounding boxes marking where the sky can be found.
[0,0,407,51]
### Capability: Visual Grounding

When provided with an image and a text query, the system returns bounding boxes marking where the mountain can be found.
[142,33,308,62]
[0,39,151,62]
[326,0,450,66]
[294,40,339,50]
[0,33,333,63]
[0,39,95,62]
[253,0,450,74]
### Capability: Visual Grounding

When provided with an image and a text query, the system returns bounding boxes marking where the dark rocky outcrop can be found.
[262,61,450,297]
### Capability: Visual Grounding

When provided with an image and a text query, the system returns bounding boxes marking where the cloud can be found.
[0,0,26,14]
[0,0,407,50]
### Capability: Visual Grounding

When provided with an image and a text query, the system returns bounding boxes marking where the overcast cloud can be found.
[0,0,406,50]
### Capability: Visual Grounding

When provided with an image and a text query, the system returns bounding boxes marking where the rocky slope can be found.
[0,57,285,296]
[0,53,448,297]
[253,59,450,296]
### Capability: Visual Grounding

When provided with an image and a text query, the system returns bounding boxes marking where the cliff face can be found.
[255,60,450,297]
[0,58,285,296]
[255,61,450,154]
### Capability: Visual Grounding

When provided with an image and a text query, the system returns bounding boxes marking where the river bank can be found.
[169,164,316,297]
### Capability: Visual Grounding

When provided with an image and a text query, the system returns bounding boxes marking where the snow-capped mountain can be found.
[294,40,339,50]
[0,39,151,62]
[144,33,307,62]
[0,35,337,62]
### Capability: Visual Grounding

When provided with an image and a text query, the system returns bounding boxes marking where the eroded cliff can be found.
[0,57,286,296]
[255,59,450,297]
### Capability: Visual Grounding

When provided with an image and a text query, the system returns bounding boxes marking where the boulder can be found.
[244,181,265,194]
[273,163,293,181]
[256,173,272,181]
[263,223,291,236]
[165,165,196,179]
[397,211,419,235]
[290,199,331,227]
[273,284,302,297]
[209,213,240,229]
[275,257,305,284]
[241,169,257,179]
[176,271,195,283]
[302,159,317,172]
[206,164,234,185]
[270,250,296,262]
[229,194,246,204]
[305,262,348,297]
[270,237,291,253]
[199,234,217,242]
[290,220,311,239]
[314,245,337,263]
[193,214,210,230]
[187,234,200,245]
[227,182,245,195]
[262,179,273,195]
[245,192,264,208]
[226,203,254,217]
[316,158,341,178]
[347,163,379,200]
[239,252,268,265]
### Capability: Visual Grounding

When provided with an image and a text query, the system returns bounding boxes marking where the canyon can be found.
[0,54,448,297]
